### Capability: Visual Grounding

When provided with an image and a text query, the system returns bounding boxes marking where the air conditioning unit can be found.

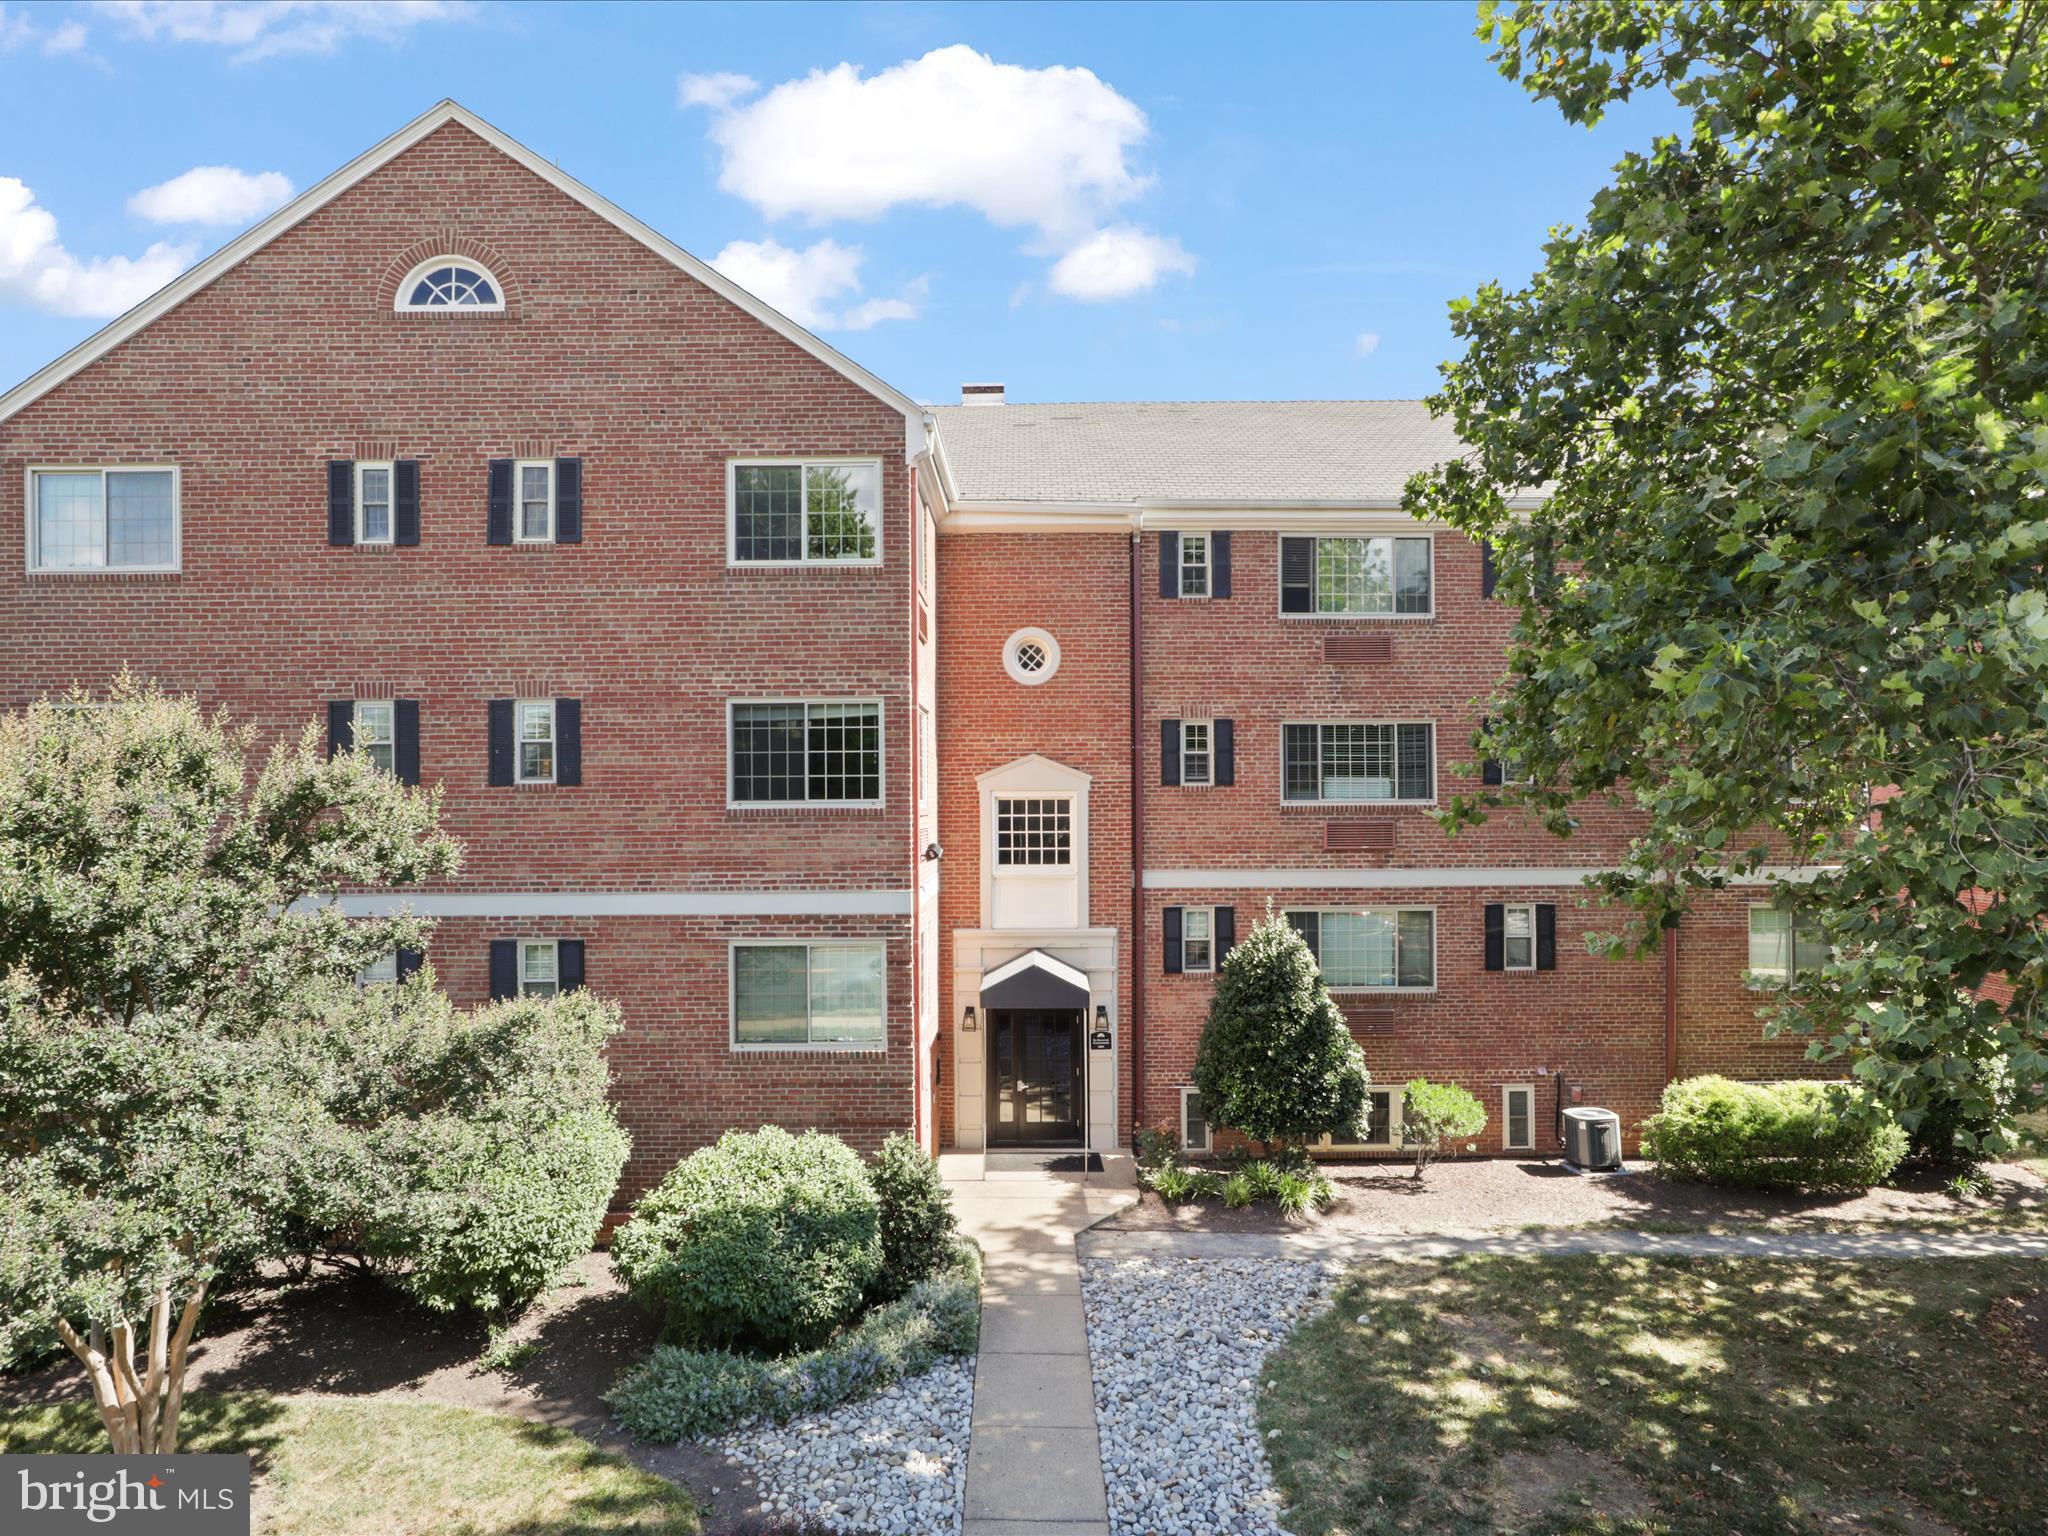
[1563,1107,1624,1172]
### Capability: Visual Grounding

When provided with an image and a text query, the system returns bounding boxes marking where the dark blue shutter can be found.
[1214,719,1234,786]
[487,700,514,786]
[559,939,586,992]
[1160,719,1181,786]
[1480,716,1504,786]
[487,459,513,545]
[489,939,517,1000]
[1159,531,1179,598]
[1280,537,1314,613]
[328,461,354,546]
[1484,904,1505,971]
[395,947,424,982]
[1163,906,1184,974]
[327,700,353,759]
[1214,906,1236,958]
[394,699,420,786]
[555,698,582,785]
[1536,905,1557,971]
[1287,910,1319,957]
[554,457,582,543]
[395,459,421,546]
[1212,532,1231,598]
[1481,538,1497,599]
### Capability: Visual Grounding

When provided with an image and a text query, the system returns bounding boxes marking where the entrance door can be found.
[986,1007,1085,1146]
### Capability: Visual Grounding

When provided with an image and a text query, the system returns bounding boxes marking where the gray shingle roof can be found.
[929,399,1467,506]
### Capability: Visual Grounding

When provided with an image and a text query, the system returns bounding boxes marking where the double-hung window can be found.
[1180,721,1213,786]
[1747,906,1830,988]
[1182,908,1215,973]
[1502,904,1536,971]
[733,941,886,1048]
[1281,534,1431,616]
[519,939,559,997]
[1178,532,1210,597]
[731,460,882,564]
[1288,908,1435,990]
[730,700,882,806]
[353,701,396,776]
[1180,1087,1211,1152]
[1283,722,1433,803]
[355,461,394,545]
[29,467,179,572]
[517,700,556,784]
[516,460,555,543]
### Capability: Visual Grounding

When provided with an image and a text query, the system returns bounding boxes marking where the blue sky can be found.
[0,1,1684,406]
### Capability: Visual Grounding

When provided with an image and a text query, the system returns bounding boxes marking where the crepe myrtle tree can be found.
[1191,907,1370,1152]
[0,679,460,1452]
[1410,1,2048,1159]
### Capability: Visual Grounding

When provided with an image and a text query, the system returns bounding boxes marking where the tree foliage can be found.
[1410,1,2048,1156]
[1400,1079,1488,1180]
[1191,909,1370,1149]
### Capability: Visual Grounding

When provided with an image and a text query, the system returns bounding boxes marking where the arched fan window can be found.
[395,257,505,312]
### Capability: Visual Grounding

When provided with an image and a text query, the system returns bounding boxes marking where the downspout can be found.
[908,460,925,1150]
[1128,527,1146,1146]
[1663,915,1680,1086]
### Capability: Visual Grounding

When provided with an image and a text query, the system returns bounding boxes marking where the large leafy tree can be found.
[1410,1,2048,1157]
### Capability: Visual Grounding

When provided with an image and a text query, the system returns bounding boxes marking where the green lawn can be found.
[0,1392,700,1536]
[1261,1256,2048,1536]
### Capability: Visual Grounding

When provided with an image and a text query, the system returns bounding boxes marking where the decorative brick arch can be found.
[380,233,521,319]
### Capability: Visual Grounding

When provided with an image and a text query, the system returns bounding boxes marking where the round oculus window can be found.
[1002,628,1061,686]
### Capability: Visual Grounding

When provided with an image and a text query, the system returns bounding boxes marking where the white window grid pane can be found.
[1504,904,1534,969]
[358,465,392,543]
[354,702,395,775]
[1182,721,1211,785]
[106,471,174,567]
[735,465,803,560]
[1317,536,1393,614]
[731,702,805,801]
[1183,907,1213,971]
[519,463,553,541]
[407,264,499,307]
[806,702,881,802]
[1180,533,1209,596]
[518,702,555,782]
[804,463,879,562]
[1320,910,1396,987]
[357,951,398,986]
[808,944,885,1044]
[520,941,558,996]
[1321,723,1395,801]
[35,472,106,569]
[735,945,809,1043]
[995,797,1073,866]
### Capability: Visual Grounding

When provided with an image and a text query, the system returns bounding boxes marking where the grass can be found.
[1261,1256,2048,1536]
[0,1391,700,1536]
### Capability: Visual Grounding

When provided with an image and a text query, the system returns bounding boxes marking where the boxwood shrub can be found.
[869,1133,957,1299]
[612,1126,883,1351]
[1642,1075,1907,1192]
[608,1241,981,1442]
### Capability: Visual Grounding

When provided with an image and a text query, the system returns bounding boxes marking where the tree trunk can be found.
[56,1283,205,1455]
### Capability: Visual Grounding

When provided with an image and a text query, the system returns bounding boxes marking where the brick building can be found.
[0,104,1821,1196]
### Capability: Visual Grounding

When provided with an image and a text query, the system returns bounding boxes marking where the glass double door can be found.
[986,1007,1084,1146]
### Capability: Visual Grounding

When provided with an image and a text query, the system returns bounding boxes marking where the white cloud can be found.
[709,236,922,332]
[43,19,87,53]
[2,3,90,54]
[700,44,1152,245]
[93,0,472,62]
[1046,226,1194,302]
[678,70,758,111]
[129,166,293,226]
[0,177,194,318]
[1354,331,1382,359]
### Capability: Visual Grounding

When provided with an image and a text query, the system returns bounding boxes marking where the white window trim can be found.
[1180,719,1214,788]
[1280,720,1437,808]
[1180,1085,1212,1152]
[357,950,399,987]
[1002,627,1061,686]
[25,465,183,575]
[354,460,395,546]
[514,459,555,544]
[1745,902,1828,990]
[993,792,1076,872]
[1503,1083,1537,1152]
[515,698,557,786]
[517,937,559,996]
[394,254,506,314]
[1290,905,1439,994]
[1180,905,1217,974]
[726,457,886,568]
[728,938,888,1052]
[1502,902,1537,973]
[1177,530,1211,599]
[1278,532,1435,621]
[726,697,886,810]
[353,700,396,774]
[1321,1084,1404,1150]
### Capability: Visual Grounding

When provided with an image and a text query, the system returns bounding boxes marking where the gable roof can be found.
[0,101,922,432]
[928,398,1472,509]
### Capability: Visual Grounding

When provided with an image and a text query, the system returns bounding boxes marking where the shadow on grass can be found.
[0,1390,293,1479]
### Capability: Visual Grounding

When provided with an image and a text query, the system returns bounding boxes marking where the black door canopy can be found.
[979,949,1091,1011]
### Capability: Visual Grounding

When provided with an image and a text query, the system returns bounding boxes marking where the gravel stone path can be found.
[710,1358,974,1536]
[1081,1255,1339,1536]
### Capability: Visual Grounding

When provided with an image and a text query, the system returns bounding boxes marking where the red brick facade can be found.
[0,107,1820,1189]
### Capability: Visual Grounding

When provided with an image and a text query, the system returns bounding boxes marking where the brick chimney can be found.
[960,382,1006,407]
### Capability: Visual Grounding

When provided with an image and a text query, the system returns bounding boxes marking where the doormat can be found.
[986,1151,1103,1174]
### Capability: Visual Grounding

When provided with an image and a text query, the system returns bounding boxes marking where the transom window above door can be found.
[730,460,883,564]
[396,257,505,312]
[994,797,1073,867]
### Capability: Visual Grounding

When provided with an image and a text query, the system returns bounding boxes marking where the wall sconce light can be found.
[962,1005,977,1032]
[1095,1004,1109,1029]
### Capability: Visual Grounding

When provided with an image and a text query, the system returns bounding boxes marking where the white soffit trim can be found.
[310,888,914,918]
[0,100,921,436]
[1142,866,1837,890]
[980,947,1092,994]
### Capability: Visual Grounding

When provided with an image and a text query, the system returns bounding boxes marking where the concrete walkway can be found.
[1080,1225,2048,1263]
[942,1151,1137,1536]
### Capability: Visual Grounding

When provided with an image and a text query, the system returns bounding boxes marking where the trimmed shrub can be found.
[612,1127,883,1351]
[608,1242,981,1441]
[1401,1078,1488,1180]
[869,1133,957,1300]
[1642,1076,1908,1192]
